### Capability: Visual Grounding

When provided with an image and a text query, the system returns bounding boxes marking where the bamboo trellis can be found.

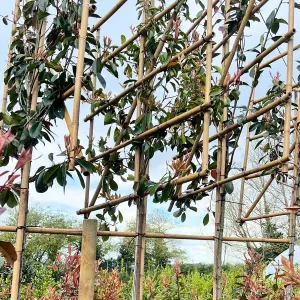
[1,1,299,300]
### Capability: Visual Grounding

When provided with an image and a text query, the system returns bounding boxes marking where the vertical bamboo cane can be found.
[213,0,229,298]
[286,92,299,299]
[84,29,100,218]
[132,1,149,299]
[1,0,20,133]
[10,18,47,300]
[202,0,213,183]
[78,219,97,300]
[237,88,256,220]
[69,0,90,170]
[282,0,294,173]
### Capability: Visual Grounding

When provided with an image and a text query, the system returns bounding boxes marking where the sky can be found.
[0,0,299,264]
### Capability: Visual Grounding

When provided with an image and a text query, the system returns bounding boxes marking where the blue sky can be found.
[0,0,299,264]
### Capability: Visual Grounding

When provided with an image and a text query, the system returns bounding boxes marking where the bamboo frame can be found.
[0,226,290,244]
[4,1,299,298]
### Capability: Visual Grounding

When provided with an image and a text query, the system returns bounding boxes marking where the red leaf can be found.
[214,6,219,13]
[285,206,300,211]
[0,129,15,153]
[7,174,20,185]
[211,169,218,180]
[14,148,32,171]
[0,207,6,216]
[0,171,10,177]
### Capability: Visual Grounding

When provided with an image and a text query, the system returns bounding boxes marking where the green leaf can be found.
[118,211,123,223]
[104,113,114,125]
[181,212,186,223]
[109,179,118,191]
[266,9,276,29]
[35,171,48,193]
[0,190,9,206]
[97,73,106,89]
[210,86,222,97]
[127,174,134,181]
[6,191,18,208]
[203,213,209,226]
[173,208,183,218]
[76,159,95,174]
[75,167,85,189]
[121,34,126,44]
[44,165,60,184]
[224,182,234,194]
[48,153,54,163]
[29,122,42,138]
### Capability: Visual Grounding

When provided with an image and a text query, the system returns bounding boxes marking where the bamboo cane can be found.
[78,154,289,215]
[287,91,299,299]
[253,84,299,105]
[69,0,90,170]
[177,156,290,201]
[84,29,100,218]
[245,164,294,180]
[10,17,47,300]
[77,169,208,215]
[90,0,127,33]
[0,225,290,243]
[211,0,269,55]
[242,175,275,219]
[259,44,300,70]
[219,0,255,85]
[84,32,214,120]
[1,0,20,132]
[186,0,219,35]
[89,102,211,163]
[282,1,295,175]
[213,0,230,297]
[202,0,213,186]
[78,219,97,300]
[240,211,291,222]
[61,0,179,101]
[237,89,256,221]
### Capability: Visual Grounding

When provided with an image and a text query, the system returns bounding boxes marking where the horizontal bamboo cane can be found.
[90,0,127,33]
[89,102,211,162]
[253,84,299,105]
[77,169,208,215]
[84,32,214,120]
[61,0,179,101]
[240,211,291,222]
[259,44,300,70]
[177,155,290,201]
[245,165,294,180]
[249,123,295,141]
[0,226,289,243]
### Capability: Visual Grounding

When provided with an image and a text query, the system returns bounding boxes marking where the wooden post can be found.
[286,91,299,299]
[10,17,47,300]
[202,0,213,181]
[282,0,294,174]
[1,0,20,133]
[78,219,97,300]
[69,0,90,170]
[213,0,229,297]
